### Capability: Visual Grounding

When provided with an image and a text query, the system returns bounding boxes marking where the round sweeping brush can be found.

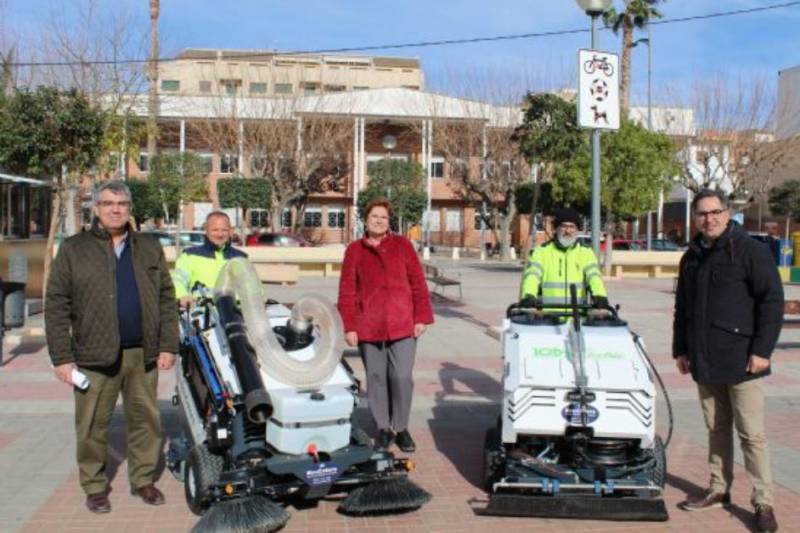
[192,495,289,533]
[338,477,432,516]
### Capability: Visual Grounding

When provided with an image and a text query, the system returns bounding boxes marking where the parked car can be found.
[649,238,681,252]
[246,232,313,247]
[141,230,205,247]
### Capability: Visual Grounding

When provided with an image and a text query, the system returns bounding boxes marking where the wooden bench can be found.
[785,300,800,330]
[423,263,462,300]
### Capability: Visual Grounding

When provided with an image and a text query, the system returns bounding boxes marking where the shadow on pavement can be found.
[433,306,491,331]
[0,340,46,367]
[666,472,754,531]
[106,399,179,487]
[428,362,501,490]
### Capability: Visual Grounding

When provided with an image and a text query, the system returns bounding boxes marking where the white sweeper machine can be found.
[167,258,430,532]
[475,284,673,522]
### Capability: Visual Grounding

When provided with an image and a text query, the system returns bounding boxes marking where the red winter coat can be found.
[337,233,434,342]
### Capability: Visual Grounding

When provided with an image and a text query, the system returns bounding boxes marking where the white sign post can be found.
[578,49,620,131]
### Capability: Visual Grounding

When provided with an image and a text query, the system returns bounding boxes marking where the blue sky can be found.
[2,0,799,105]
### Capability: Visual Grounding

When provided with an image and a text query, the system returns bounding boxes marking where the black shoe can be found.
[754,504,778,533]
[376,429,394,450]
[395,430,416,453]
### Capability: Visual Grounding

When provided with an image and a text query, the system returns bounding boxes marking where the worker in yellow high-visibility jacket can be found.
[172,211,247,308]
[520,207,607,309]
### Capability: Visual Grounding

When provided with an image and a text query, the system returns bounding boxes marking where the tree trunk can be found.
[42,188,64,304]
[620,20,633,116]
[147,0,159,159]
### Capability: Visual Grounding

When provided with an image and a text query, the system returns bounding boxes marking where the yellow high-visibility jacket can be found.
[520,241,606,306]
[171,240,247,299]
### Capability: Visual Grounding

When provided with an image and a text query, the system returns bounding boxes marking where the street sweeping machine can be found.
[476,285,672,522]
[168,258,430,532]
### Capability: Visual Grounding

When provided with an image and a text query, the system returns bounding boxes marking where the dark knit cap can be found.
[554,207,582,229]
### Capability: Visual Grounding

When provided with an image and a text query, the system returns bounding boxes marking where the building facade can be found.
[157,49,424,98]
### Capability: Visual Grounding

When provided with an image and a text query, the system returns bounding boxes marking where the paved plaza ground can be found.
[1,258,799,532]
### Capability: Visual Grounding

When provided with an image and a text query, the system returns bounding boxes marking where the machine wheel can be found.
[650,435,666,488]
[184,444,224,515]
[350,426,371,447]
[482,425,504,492]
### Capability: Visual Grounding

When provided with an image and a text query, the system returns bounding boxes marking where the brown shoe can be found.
[754,504,778,533]
[678,489,731,511]
[131,484,165,506]
[86,491,111,514]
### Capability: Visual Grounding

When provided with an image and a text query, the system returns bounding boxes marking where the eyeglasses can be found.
[97,200,131,209]
[694,208,727,219]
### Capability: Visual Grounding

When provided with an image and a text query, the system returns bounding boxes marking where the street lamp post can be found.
[576,0,612,258]
[632,22,653,249]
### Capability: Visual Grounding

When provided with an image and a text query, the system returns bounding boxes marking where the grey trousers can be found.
[698,380,773,507]
[360,337,417,432]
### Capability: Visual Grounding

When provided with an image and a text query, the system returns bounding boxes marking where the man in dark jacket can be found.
[45,180,178,514]
[673,189,783,533]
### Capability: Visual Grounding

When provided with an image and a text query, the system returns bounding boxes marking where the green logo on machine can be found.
[532,347,565,358]
[586,351,626,360]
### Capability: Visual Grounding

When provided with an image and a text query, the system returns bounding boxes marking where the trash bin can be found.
[1,280,26,329]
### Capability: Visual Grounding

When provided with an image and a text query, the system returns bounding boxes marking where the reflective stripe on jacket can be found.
[520,241,606,306]
[172,239,247,298]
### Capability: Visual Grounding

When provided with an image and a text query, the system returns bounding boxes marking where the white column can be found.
[238,120,245,173]
[352,118,360,241]
[296,117,303,155]
[359,117,366,192]
[657,189,664,238]
[684,188,692,246]
[425,119,433,255]
[178,119,186,234]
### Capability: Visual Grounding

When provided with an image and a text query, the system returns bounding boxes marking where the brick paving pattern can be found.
[2,259,799,532]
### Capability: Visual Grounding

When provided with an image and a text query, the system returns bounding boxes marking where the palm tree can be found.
[604,0,664,115]
[147,0,159,159]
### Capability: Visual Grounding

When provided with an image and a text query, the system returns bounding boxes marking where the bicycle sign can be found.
[583,54,614,77]
[577,49,619,130]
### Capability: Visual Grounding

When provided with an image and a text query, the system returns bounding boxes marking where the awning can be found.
[0,173,52,187]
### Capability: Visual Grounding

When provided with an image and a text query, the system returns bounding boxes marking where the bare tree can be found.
[675,74,797,212]
[192,94,352,236]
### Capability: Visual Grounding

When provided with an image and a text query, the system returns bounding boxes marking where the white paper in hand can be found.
[71,368,90,390]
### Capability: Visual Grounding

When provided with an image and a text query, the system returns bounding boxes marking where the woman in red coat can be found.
[337,198,434,452]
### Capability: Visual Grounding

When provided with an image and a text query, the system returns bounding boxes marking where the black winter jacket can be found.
[672,222,784,384]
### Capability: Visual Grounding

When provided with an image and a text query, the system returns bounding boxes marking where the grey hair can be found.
[93,180,132,206]
[691,188,729,212]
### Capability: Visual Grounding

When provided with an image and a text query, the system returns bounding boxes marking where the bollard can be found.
[509,247,517,260]
[451,247,460,261]
[423,247,431,261]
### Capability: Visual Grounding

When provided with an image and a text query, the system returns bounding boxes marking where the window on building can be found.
[324,84,346,93]
[275,83,293,94]
[446,209,462,232]
[250,82,267,94]
[161,79,180,91]
[474,211,494,230]
[281,209,292,228]
[327,206,346,228]
[304,206,322,227]
[303,83,319,95]
[250,209,269,228]
[353,86,369,91]
[198,153,213,173]
[220,154,238,174]
[428,210,440,232]
[139,152,149,172]
[199,80,212,93]
[431,155,444,178]
[223,82,239,95]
